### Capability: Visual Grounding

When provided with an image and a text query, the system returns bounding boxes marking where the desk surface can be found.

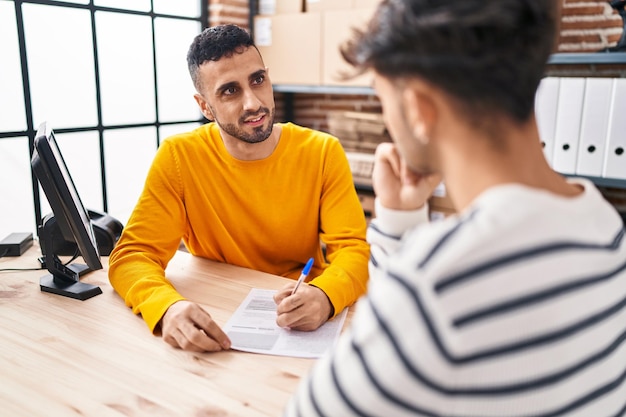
[0,244,343,417]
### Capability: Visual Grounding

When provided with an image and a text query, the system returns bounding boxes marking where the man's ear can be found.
[194,93,214,121]
[402,84,436,145]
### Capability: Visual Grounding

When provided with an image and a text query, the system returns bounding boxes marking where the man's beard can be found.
[215,106,275,144]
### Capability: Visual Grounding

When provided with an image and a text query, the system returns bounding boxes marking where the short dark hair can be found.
[187,24,256,91]
[341,0,559,123]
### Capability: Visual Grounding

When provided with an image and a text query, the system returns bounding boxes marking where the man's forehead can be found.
[199,47,263,73]
[199,47,265,87]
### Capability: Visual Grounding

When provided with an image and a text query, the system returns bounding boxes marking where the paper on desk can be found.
[223,288,348,359]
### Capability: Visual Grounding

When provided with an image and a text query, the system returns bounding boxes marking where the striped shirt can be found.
[284,179,626,417]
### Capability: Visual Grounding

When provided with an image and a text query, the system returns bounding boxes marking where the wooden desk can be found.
[0,244,343,417]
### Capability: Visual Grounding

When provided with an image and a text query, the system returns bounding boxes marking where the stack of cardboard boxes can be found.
[254,0,380,86]
[326,111,390,154]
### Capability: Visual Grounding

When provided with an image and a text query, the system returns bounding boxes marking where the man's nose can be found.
[242,88,262,112]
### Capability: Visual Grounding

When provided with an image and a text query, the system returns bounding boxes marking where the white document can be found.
[603,78,626,180]
[576,77,613,177]
[535,77,560,166]
[223,288,348,358]
[552,77,585,175]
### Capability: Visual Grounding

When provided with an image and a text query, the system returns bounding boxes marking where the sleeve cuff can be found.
[374,198,430,236]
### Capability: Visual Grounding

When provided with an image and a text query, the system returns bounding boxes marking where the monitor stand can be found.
[40,274,102,301]
[39,256,102,301]
[37,217,103,301]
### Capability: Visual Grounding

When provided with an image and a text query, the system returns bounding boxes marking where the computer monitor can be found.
[31,122,103,300]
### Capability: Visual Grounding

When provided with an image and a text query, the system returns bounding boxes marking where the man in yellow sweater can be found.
[108,24,369,352]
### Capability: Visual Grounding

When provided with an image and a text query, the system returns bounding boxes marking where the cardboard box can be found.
[254,13,322,85]
[322,8,376,86]
[259,0,304,15]
[306,0,352,12]
[327,111,391,153]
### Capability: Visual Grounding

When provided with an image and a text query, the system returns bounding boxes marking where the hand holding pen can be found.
[274,257,332,331]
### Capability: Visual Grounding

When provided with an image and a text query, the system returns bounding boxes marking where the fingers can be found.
[273,285,294,305]
[374,142,402,180]
[161,301,231,352]
[373,142,442,210]
[275,287,305,316]
[275,285,331,331]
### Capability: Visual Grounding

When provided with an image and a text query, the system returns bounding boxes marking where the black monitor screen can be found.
[31,122,102,300]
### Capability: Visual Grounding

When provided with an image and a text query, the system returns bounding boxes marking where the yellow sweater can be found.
[108,122,369,332]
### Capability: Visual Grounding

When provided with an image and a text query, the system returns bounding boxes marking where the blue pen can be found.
[291,257,314,295]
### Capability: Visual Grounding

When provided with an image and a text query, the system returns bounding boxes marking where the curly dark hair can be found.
[341,0,560,124]
[187,24,256,91]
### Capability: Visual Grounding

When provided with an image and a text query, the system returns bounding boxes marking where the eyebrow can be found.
[214,69,267,96]
[214,81,239,96]
[249,69,266,82]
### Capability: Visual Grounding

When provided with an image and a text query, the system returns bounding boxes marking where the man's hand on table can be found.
[161,300,231,352]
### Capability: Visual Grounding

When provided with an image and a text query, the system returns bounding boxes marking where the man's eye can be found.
[253,75,265,85]
[224,87,237,95]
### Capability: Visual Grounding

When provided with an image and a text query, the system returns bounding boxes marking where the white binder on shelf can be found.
[535,77,560,166]
[603,78,626,180]
[552,77,585,175]
[575,78,613,177]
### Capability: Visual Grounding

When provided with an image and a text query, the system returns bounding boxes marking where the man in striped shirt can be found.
[284,0,626,416]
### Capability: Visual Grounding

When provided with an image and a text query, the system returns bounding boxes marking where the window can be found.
[0,0,207,235]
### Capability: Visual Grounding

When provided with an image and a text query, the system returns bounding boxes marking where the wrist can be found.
[308,283,334,319]
[373,198,430,235]
[377,197,427,211]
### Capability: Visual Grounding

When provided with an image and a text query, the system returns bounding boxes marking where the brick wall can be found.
[208,0,249,27]
[290,93,382,132]
[559,0,624,52]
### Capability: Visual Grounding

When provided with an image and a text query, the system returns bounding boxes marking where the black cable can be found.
[0,253,45,272]
[0,267,43,272]
[0,248,79,272]
[0,248,44,272]
[63,247,80,266]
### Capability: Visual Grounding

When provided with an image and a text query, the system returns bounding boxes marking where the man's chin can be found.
[243,129,272,144]
[251,123,273,142]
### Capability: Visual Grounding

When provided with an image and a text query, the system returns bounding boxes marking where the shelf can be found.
[356,176,626,192]
[354,181,373,193]
[272,54,626,96]
[548,52,626,65]
[273,84,374,95]
[565,174,626,190]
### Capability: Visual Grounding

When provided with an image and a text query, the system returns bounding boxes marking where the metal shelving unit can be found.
[273,84,374,95]
[548,52,626,65]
